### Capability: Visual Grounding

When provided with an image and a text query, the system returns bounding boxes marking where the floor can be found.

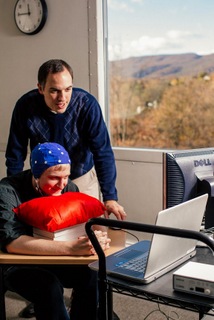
[5,289,200,320]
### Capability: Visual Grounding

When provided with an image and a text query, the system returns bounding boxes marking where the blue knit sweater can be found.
[6,88,118,201]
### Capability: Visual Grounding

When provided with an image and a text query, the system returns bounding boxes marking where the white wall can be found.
[0,0,104,178]
[114,148,164,242]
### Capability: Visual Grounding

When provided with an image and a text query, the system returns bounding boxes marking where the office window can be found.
[107,0,214,149]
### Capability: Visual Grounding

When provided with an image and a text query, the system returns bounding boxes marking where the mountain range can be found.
[109,53,214,79]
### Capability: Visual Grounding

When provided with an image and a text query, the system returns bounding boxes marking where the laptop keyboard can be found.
[115,252,149,274]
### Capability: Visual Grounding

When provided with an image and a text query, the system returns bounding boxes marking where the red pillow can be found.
[13,192,106,232]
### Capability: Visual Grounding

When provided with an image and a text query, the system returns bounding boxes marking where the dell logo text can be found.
[194,159,212,167]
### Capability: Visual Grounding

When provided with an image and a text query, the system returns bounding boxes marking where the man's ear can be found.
[37,83,43,94]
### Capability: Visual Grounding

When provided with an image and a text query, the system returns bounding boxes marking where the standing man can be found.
[5,59,125,319]
[5,59,126,221]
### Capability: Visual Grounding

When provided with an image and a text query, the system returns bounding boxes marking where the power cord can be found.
[143,303,180,319]
[109,227,140,242]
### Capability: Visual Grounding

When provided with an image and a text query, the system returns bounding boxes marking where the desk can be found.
[86,218,214,320]
[0,229,125,320]
[106,247,214,320]
[0,229,125,265]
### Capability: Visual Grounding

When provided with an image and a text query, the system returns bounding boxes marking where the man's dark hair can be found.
[38,59,73,88]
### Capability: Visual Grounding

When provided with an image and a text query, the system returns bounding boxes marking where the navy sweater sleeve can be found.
[73,89,118,201]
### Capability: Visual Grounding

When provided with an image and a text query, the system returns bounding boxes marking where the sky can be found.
[108,0,214,60]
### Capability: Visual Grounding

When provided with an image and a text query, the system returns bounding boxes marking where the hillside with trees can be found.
[110,53,214,79]
[109,54,214,149]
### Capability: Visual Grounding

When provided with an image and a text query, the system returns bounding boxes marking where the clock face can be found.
[14,0,48,35]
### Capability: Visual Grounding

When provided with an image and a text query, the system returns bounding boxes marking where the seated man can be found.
[0,142,110,320]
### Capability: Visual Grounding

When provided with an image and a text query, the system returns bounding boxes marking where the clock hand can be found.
[27,4,31,15]
[18,5,31,16]
[18,12,30,16]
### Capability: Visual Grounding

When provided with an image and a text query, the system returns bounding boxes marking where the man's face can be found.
[38,164,71,196]
[38,69,73,113]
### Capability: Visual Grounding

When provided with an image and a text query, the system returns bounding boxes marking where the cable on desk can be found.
[109,227,140,242]
[197,227,214,255]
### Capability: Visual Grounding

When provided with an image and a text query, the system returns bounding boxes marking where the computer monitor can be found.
[163,148,214,229]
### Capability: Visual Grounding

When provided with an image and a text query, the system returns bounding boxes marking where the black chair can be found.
[86,218,214,320]
[0,266,6,320]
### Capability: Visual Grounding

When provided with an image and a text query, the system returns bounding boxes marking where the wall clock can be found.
[14,0,48,35]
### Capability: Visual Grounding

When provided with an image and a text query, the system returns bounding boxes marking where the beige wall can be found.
[0,1,164,236]
[0,0,104,178]
[114,148,164,242]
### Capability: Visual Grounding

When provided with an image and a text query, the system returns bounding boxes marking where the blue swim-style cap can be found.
[30,142,71,178]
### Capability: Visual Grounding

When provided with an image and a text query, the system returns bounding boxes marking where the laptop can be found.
[89,194,208,284]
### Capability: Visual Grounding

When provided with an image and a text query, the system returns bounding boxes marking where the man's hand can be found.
[104,200,127,220]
